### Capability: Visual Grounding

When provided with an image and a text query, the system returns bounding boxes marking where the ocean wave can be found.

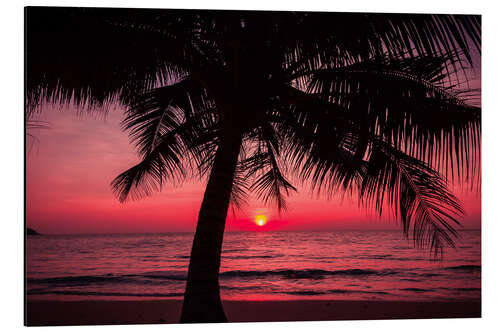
[353,254,393,259]
[419,273,442,277]
[439,287,481,292]
[445,265,481,271]
[327,289,350,294]
[27,275,126,285]
[453,287,481,291]
[284,290,326,295]
[27,289,183,297]
[27,268,396,287]
[401,288,433,293]
[220,285,263,291]
[222,255,278,259]
[220,268,395,279]
[327,289,389,295]
[283,289,390,295]
[352,255,439,262]
[136,272,186,280]
[27,271,186,285]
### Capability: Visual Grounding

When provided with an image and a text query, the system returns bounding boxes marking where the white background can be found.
[1,0,498,331]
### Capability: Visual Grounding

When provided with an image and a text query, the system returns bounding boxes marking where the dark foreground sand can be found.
[26,299,481,326]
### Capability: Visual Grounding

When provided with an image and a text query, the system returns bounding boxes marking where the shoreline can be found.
[26,299,481,326]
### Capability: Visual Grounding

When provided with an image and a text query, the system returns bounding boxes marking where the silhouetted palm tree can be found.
[26,7,481,323]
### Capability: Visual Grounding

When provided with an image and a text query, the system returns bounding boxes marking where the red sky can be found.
[26,48,481,234]
[26,101,481,234]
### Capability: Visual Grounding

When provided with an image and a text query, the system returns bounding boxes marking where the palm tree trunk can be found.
[180,127,242,323]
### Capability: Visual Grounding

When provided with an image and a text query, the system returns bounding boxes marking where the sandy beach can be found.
[26,299,481,326]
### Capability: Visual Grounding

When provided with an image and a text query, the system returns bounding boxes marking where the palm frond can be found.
[359,140,464,256]
[272,81,469,255]
[275,109,361,197]
[122,77,214,156]
[306,55,481,182]
[229,168,250,210]
[276,101,464,255]
[280,13,480,77]
[25,7,210,114]
[111,127,187,202]
[111,74,222,202]
[240,124,296,212]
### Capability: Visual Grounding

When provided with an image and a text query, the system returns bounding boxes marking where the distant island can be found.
[27,227,40,235]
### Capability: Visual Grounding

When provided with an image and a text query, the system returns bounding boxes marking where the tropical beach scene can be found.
[25,7,481,325]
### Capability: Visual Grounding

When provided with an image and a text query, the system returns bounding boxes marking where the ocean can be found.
[26,230,481,301]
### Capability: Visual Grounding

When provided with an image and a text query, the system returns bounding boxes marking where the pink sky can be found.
[26,102,481,234]
[25,36,482,235]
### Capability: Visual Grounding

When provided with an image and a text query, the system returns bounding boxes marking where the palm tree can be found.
[26,7,481,323]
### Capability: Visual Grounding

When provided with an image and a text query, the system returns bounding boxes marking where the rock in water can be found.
[27,227,40,235]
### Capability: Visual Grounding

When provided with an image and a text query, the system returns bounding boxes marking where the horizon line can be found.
[27,228,482,236]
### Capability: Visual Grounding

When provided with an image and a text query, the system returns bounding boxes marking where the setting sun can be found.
[255,215,267,226]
